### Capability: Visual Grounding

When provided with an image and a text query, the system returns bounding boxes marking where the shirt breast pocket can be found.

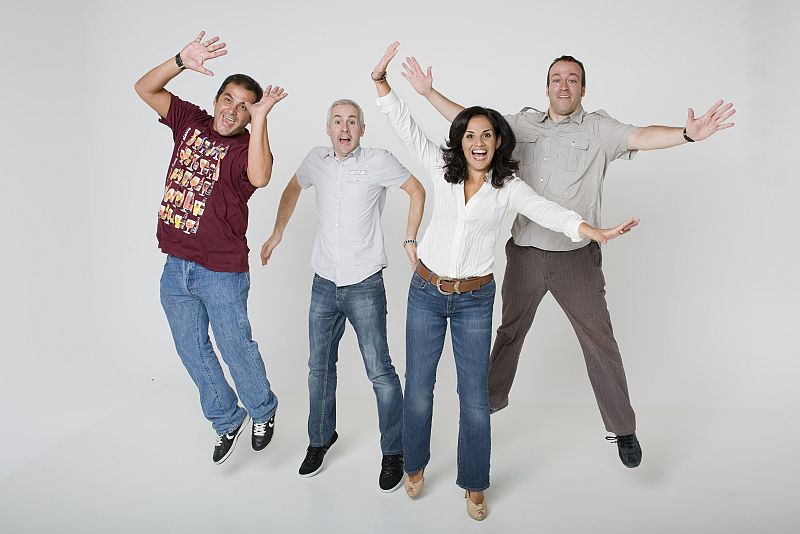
[559,135,589,172]
[345,175,371,198]
[514,132,540,168]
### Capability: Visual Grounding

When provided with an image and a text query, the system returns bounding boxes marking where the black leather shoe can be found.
[379,454,404,492]
[213,415,250,464]
[607,433,642,468]
[252,411,276,451]
[299,431,338,477]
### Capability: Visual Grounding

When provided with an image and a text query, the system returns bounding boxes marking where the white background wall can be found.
[1,0,797,476]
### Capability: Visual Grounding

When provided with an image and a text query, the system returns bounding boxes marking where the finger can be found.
[201,67,214,76]
[716,108,736,123]
[208,41,226,52]
[687,107,695,122]
[194,31,205,42]
[426,66,432,79]
[704,99,724,116]
[203,36,220,47]
[400,72,411,83]
[208,50,227,59]
[411,57,423,74]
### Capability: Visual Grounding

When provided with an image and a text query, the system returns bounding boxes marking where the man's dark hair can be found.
[215,74,263,103]
[547,55,586,88]
[442,106,519,189]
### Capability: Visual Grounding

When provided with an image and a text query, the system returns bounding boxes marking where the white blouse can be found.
[378,91,584,278]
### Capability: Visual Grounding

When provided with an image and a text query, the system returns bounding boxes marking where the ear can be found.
[495,135,501,149]
[581,86,586,97]
[361,123,366,136]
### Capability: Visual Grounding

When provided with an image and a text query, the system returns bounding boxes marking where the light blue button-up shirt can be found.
[296,145,411,286]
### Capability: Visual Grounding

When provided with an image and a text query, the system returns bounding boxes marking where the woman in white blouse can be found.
[372,43,637,521]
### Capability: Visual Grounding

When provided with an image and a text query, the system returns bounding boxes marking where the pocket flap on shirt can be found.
[560,136,589,150]
[517,132,540,143]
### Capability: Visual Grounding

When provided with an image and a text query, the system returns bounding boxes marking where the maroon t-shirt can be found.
[156,94,257,272]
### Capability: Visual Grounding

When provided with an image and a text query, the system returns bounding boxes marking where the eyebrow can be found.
[332,114,358,120]
[466,128,494,134]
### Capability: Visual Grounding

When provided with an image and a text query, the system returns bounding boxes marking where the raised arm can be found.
[372,42,443,177]
[134,31,228,118]
[627,99,735,151]
[400,55,464,122]
[245,85,288,188]
[399,176,426,269]
[260,175,302,266]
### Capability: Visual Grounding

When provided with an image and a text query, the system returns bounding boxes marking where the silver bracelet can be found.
[403,239,417,246]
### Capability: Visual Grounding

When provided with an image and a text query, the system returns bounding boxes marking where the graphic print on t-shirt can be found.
[158,127,229,235]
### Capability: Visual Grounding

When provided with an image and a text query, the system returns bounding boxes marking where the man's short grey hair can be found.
[327,99,365,126]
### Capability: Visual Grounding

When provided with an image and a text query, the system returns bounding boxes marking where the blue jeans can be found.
[404,270,495,491]
[160,255,278,435]
[307,271,403,454]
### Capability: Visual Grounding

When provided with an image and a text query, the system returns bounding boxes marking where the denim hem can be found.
[380,449,403,456]
[457,482,490,492]
[404,460,429,476]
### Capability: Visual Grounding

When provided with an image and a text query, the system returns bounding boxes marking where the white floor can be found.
[1,385,797,534]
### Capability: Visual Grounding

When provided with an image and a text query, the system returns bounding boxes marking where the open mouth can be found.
[338,136,352,146]
[221,114,236,128]
[471,149,488,162]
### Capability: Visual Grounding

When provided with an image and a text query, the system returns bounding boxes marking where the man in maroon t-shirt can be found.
[135,31,287,464]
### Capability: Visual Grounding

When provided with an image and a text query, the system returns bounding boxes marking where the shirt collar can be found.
[543,105,586,125]
[324,145,362,161]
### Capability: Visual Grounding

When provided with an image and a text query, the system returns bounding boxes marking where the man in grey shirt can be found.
[398,51,734,468]
[260,98,425,491]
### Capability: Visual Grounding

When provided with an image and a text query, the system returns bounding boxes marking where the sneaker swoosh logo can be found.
[268,421,274,428]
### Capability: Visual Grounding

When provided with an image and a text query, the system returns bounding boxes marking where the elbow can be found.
[251,176,270,188]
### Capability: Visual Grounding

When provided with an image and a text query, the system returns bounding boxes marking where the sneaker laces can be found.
[253,421,268,437]
[381,455,402,476]
[606,435,636,449]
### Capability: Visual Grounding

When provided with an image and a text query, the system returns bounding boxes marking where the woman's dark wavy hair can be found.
[441,106,519,188]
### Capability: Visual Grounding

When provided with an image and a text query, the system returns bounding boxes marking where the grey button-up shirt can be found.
[504,105,638,251]
[296,146,411,286]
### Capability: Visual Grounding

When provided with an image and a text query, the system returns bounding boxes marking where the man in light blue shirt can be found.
[261,98,425,492]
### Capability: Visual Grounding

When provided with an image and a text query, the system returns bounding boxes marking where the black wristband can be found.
[175,53,186,70]
[682,127,695,143]
[371,71,387,82]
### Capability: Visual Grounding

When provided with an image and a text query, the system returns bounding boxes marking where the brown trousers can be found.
[488,239,636,435]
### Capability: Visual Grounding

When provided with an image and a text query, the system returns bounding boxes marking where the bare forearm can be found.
[247,116,273,188]
[404,180,425,240]
[627,125,686,151]
[271,177,302,237]
[424,88,463,122]
[134,58,181,117]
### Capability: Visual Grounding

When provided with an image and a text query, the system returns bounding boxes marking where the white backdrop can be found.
[2,0,797,476]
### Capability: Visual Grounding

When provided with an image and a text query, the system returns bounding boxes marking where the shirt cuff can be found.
[376,90,400,110]
[567,218,584,242]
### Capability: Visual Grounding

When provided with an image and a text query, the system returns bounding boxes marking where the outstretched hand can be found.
[580,217,639,245]
[685,100,736,141]
[401,56,433,96]
[372,41,400,81]
[179,31,228,76]
[245,85,288,118]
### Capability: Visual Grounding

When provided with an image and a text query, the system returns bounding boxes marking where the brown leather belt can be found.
[415,262,494,295]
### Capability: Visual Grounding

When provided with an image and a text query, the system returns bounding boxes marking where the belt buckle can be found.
[436,277,461,295]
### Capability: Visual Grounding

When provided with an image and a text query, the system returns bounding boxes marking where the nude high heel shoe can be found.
[465,491,486,521]
[405,469,425,498]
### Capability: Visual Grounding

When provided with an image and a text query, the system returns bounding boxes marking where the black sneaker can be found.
[298,431,338,477]
[379,454,404,493]
[213,415,250,464]
[252,411,276,451]
[606,433,642,468]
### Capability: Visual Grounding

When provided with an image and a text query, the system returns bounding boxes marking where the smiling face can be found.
[461,115,500,174]
[212,83,257,136]
[326,103,365,160]
[546,60,585,121]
